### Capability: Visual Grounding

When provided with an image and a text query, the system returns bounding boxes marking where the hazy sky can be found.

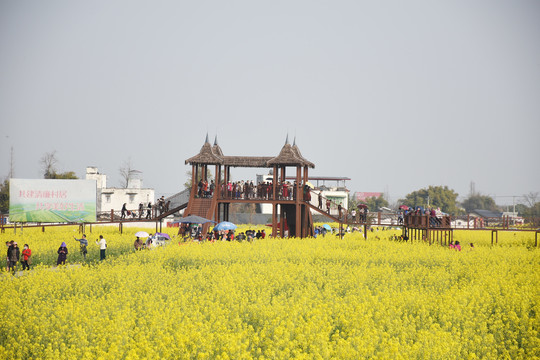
[1,0,539,206]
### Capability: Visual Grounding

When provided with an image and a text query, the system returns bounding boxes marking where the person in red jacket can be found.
[21,244,31,271]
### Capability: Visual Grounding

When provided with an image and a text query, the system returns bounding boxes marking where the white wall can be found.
[86,167,155,214]
[100,189,155,213]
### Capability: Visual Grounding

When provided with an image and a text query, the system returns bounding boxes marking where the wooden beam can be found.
[295,166,301,237]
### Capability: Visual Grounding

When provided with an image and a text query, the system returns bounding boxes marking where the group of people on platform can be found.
[197,179,313,201]
[350,206,368,223]
[398,206,445,227]
[119,197,171,221]
[121,202,153,220]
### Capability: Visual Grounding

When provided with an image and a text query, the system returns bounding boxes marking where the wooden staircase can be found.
[185,198,213,217]
[184,197,218,233]
[304,201,345,224]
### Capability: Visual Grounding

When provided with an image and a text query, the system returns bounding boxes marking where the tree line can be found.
[0,151,135,213]
[0,154,539,217]
[348,186,539,217]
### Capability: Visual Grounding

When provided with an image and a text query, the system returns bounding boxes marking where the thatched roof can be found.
[212,135,224,157]
[267,143,315,168]
[222,156,274,168]
[184,139,223,165]
[186,136,315,168]
[291,144,315,168]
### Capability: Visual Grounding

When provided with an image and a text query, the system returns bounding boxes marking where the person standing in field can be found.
[134,237,143,251]
[56,242,68,266]
[5,241,10,271]
[7,241,20,273]
[145,234,153,249]
[96,235,107,260]
[74,234,88,260]
[21,244,31,270]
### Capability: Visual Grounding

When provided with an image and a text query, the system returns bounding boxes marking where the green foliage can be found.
[364,195,389,212]
[348,194,358,212]
[516,202,540,217]
[461,194,498,213]
[0,178,9,213]
[400,185,459,214]
[184,168,215,190]
[46,171,79,179]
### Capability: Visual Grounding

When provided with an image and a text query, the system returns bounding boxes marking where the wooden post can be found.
[491,230,498,246]
[272,203,277,238]
[536,230,539,247]
[272,166,278,200]
[215,165,221,200]
[364,223,367,240]
[280,166,286,238]
[426,215,430,243]
[272,165,278,233]
[295,166,301,237]
[110,209,114,222]
[227,167,231,199]
[119,222,123,234]
[192,165,198,197]
[279,204,285,238]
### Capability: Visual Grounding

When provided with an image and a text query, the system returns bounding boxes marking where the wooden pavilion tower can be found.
[184,135,315,237]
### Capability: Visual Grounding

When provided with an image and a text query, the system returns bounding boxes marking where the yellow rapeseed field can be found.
[0,226,538,359]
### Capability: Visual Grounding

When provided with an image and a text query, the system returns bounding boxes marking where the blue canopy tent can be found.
[172,215,215,224]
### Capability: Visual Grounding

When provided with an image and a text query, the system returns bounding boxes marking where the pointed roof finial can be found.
[293,136,296,146]
[205,132,209,144]
[214,135,218,146]
[285,134,290,145]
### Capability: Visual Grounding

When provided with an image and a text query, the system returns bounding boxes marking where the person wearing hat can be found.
[7,241,20,273]
[134,237,143,251]
[56,242,68,266]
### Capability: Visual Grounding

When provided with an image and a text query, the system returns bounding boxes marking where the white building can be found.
[308,188,349,217]
[85,167,155,215]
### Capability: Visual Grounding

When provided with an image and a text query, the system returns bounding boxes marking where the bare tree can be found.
[119,158,133,188]
[40,151,58,179]
[522,192,539,208]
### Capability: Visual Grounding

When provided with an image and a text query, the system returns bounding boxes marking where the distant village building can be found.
[354,192,383,202]
[85,167,155,214]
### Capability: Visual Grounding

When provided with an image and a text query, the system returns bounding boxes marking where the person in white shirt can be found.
[96,235,107,261]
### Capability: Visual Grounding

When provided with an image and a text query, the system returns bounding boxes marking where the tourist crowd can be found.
[5,234,108,274]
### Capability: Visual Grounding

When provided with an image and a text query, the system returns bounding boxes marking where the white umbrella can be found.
[135,231,149,238]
